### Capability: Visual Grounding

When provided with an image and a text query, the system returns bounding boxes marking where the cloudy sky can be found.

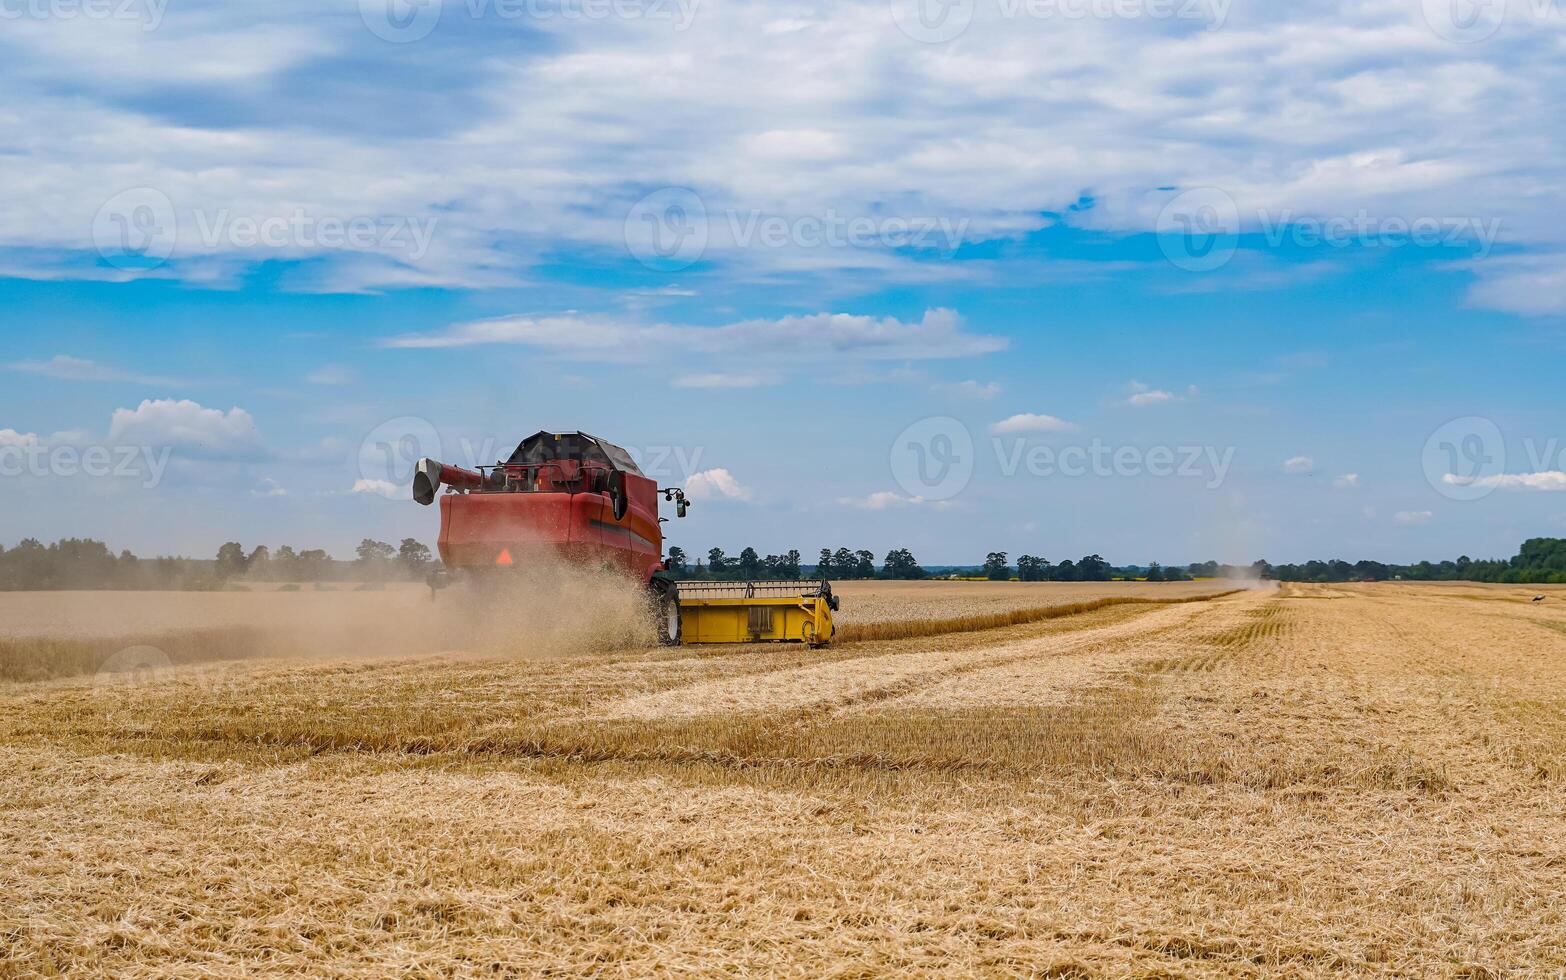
[2,0,1564,564]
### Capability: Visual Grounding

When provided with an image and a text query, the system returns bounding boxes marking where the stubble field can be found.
[3,580,1565,975]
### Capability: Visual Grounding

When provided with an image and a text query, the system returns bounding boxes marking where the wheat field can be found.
[3,581,1565,975]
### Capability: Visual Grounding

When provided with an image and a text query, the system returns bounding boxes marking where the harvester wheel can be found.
[649,579,682,646]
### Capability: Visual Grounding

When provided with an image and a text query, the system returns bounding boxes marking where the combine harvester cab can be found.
[410,430,838,647]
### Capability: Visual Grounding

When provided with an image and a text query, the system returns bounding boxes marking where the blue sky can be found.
[2,0,1565,564]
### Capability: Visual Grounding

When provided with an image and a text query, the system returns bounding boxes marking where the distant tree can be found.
[1146,562,1165,582]
[215,542,247,578]
[356,539,396,564]
[782,549,802,578]
[817,548,834,577]
[738,547,762,579]
[398,538,433,574]
[834,547,858,579]
[982,551,1010,581]
[855,549,876,579]
[707,547,733,577]
[1052,559,1076,581]
[666,546,689,575]
[1017,555,1050,581]
[1076,554,1112,581]
[882,548,925,580]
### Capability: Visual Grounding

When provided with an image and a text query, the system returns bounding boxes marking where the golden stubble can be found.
[3,581,1565,975]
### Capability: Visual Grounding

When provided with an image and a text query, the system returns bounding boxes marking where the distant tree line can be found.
[0,537,437,591]
[9,536,1564,590]
[1258,538,1566,584]
[668,546,929,580]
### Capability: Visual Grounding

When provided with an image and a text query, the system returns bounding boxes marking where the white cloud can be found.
[351,479,400,498]
[0,2,1562,302]
[306,365,354,385]
[1123,380,1197,407]
[1445,470,1566,491]
[9,354,172,385]
[839,491,953,511]
[1283,456,1314,474]
[0,428,41,449]
[106,399,258,457]
[1334,473,1361,488]
[1464,254,1566,316]
[990,413,1077,435]
[251,478,287,497]
[1395,510,1434,525]
[685,468,752,502]
[1127,389,1176,407]
[936,379,1001,400]
[383,309,1004,364]
[671,373,774,389]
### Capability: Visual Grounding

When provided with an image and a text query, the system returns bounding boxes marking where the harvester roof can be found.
[505,431,644,476]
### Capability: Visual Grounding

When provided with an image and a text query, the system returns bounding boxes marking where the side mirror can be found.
[677,499,689,518]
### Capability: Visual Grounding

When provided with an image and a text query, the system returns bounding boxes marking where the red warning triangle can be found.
[495,547,514,566]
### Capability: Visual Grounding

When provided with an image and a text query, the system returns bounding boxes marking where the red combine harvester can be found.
[411,430,838,646]
[412,431,687,643]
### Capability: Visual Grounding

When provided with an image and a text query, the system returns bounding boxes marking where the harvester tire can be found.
[649,579,682,646]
